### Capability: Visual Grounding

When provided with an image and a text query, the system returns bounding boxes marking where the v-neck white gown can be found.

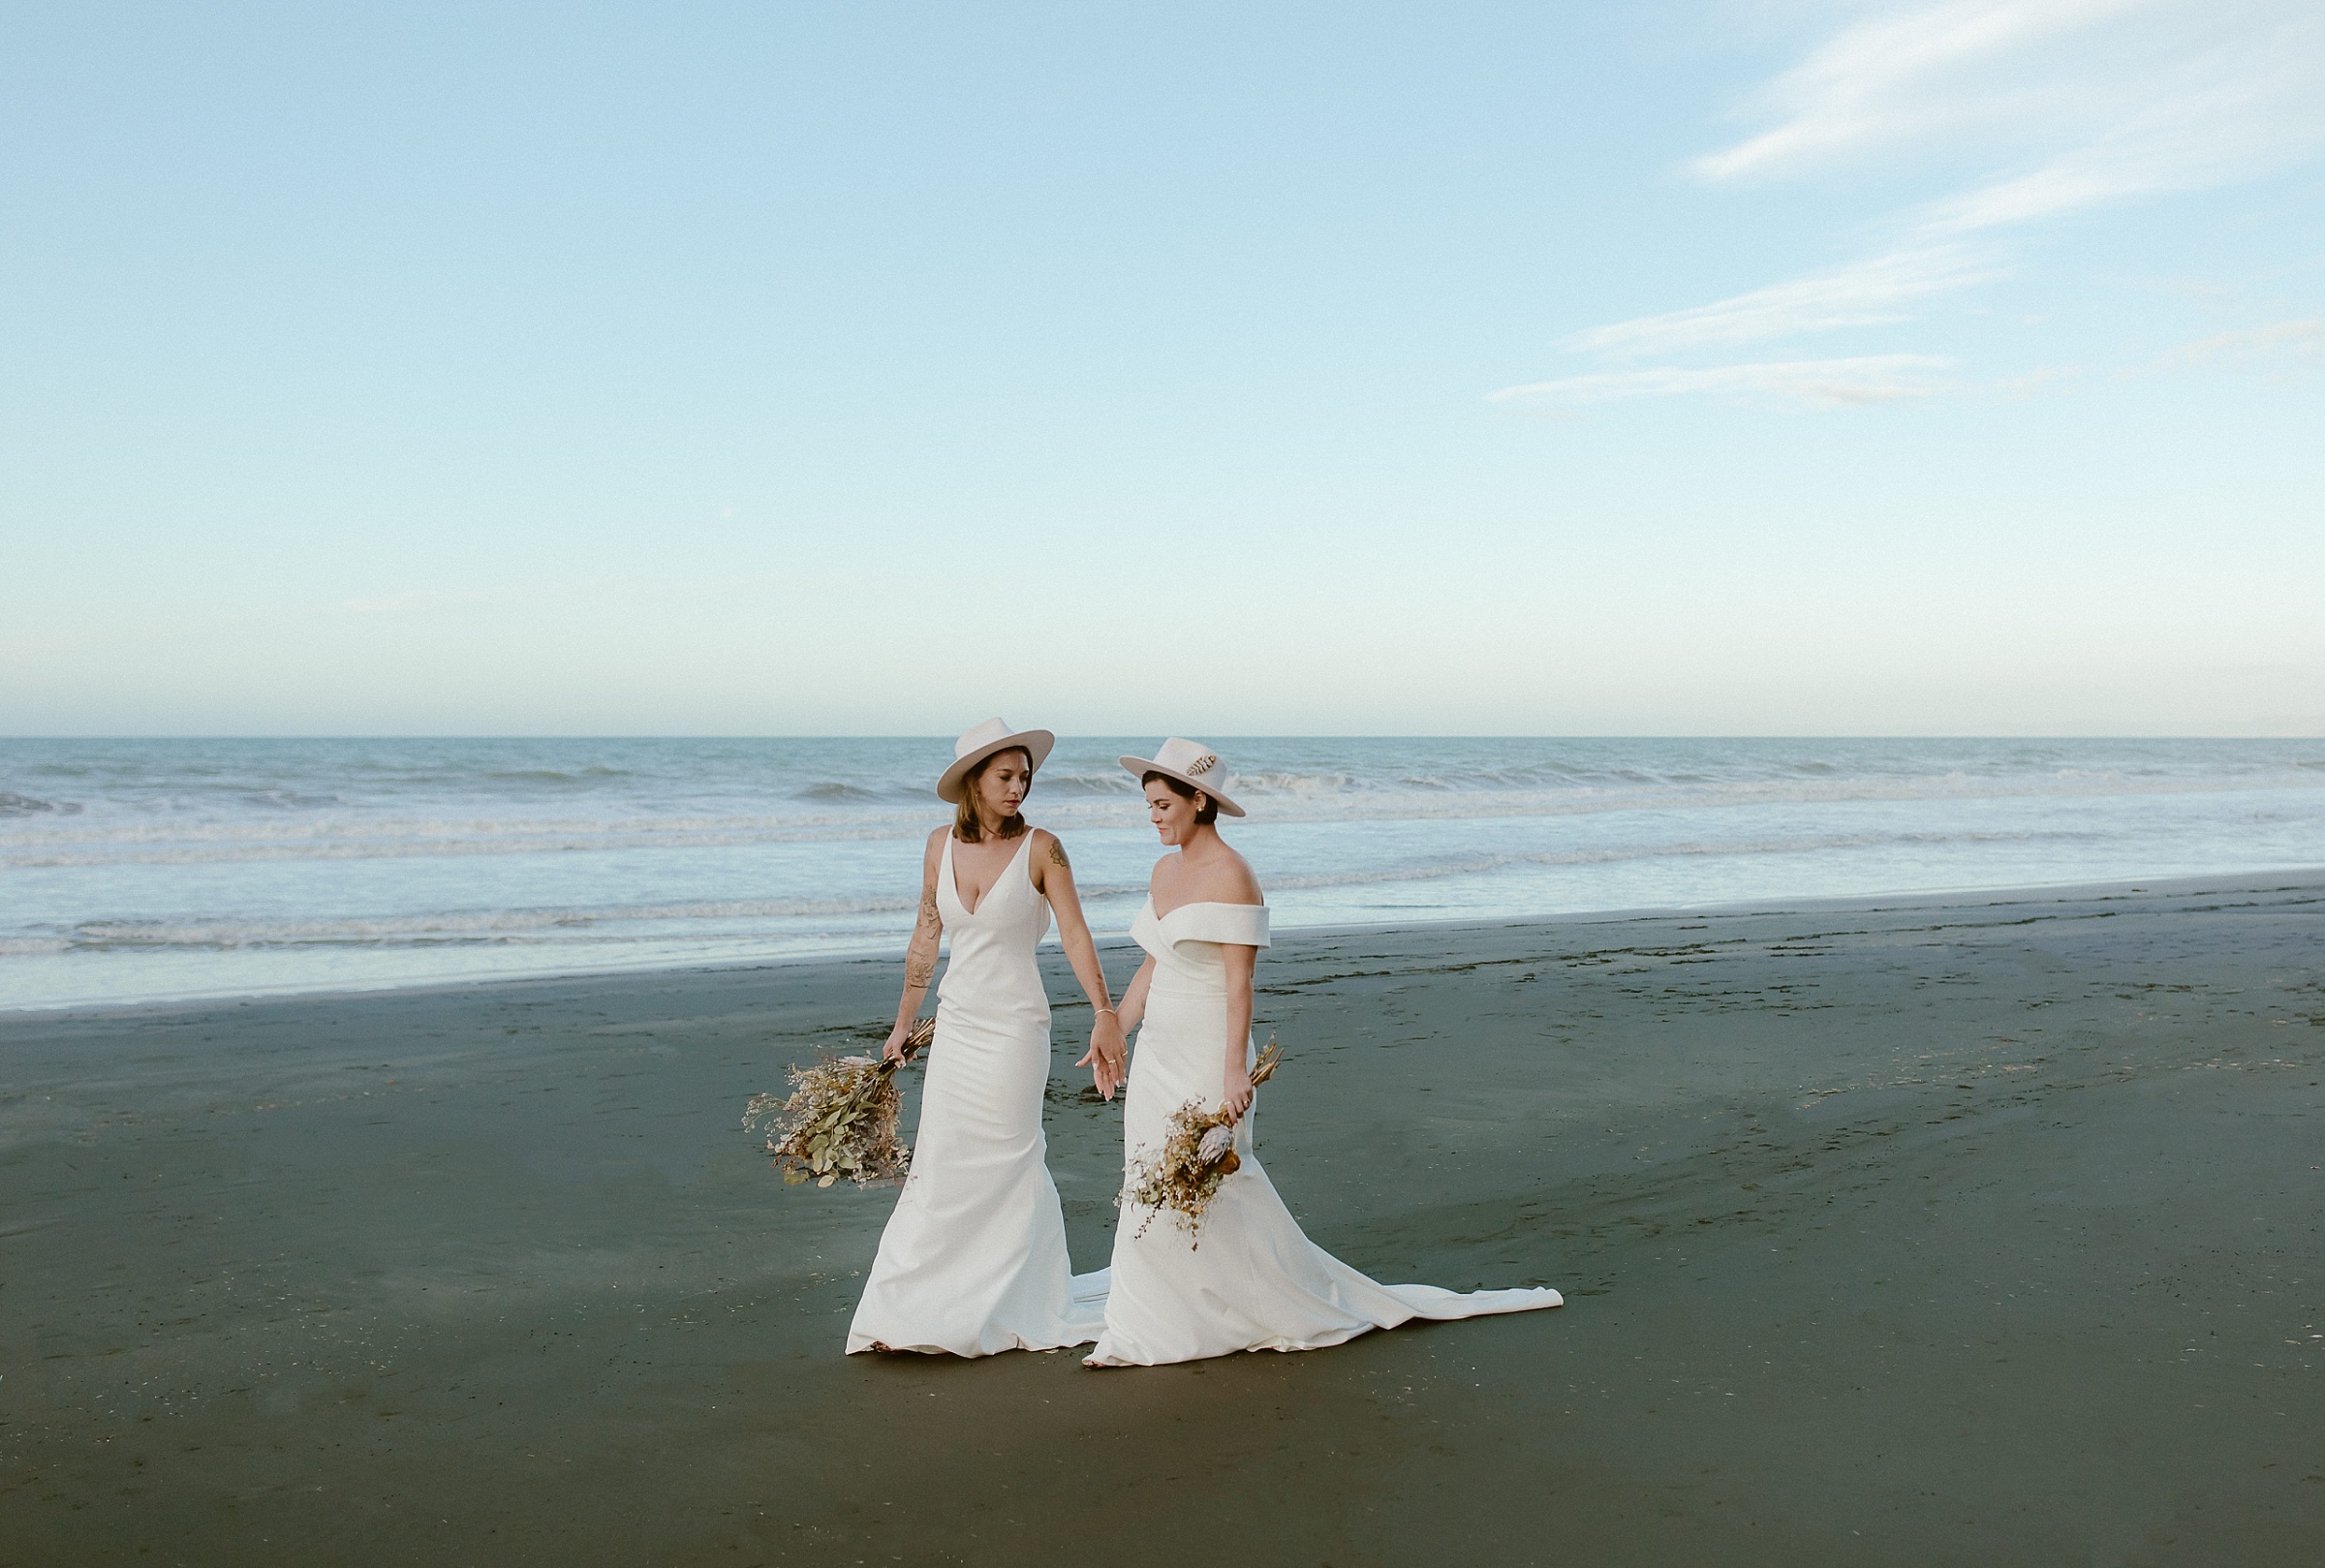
[846,833,1107,1356]
[1086,898,1562,1368]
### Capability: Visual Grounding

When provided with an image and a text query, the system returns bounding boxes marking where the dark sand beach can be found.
[4,874,2321,1566]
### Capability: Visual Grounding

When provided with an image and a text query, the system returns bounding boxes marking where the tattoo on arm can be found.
[905,879,940,991]
[1047,841,1070,871]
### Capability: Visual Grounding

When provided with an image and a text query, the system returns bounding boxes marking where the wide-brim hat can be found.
[1118,736,1245,817]
[937,718,1056,804]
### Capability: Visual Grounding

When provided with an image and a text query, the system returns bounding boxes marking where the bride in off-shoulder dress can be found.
[1086,739,1562,1368]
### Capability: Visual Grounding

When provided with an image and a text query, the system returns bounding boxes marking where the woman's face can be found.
[1145,780,1206,845]
[974,751,1032,825]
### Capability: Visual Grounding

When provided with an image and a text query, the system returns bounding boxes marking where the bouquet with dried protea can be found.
[744,1017,934,1187]
[1122,1038,1284,1243]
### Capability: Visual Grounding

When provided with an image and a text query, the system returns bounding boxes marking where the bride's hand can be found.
[1075,1013,1128,1100]
[1220,1062,1255,1122]
[883,1022,912,1063]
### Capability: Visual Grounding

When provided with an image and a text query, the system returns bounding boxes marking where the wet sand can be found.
[4,873,2322,1566]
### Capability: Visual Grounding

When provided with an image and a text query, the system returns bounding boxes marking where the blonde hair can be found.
[953,749,1032,843]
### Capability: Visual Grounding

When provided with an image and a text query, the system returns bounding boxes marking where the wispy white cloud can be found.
[1923,47,2325,234]
[2155,317,2324,368]
[1489,355,1957,410]
[1564,244,1996,356]
[1695,0,2159,183]
[1705,0,2325,232]
[1510,0,2325,411]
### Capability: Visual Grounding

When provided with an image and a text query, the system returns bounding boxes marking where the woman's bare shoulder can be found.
[1147,851,1199,902]
[1192,847,1263,906]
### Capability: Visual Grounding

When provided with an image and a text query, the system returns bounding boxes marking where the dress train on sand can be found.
[1086,900,1561,1368]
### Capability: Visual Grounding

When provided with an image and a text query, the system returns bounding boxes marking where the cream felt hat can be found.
[1118,736,1246,817]
[936,718,1056,804]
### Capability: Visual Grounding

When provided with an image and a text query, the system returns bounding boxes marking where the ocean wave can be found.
[1258,827,2075,894]
[0,815,943,867]
[1027,770,1146,798]
[479,767,630,785]
[40,895,922,952]
[793,781,895,803]
[0,791,80,816]
[15,827,2092,955]
[7,764,2321,869]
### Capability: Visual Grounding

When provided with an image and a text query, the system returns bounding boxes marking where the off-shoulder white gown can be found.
[847,833,1107,1356]
[1086,899,1562,1368]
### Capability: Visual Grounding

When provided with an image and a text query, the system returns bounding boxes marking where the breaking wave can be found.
[8,764,2319,870]
[7,735,2323,1009]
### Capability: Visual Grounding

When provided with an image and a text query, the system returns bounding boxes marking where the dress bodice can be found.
[936,832,1050,1029]
[1131,899,1270,999]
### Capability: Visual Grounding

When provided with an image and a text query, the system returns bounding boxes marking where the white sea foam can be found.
[7,765,2313,869]
[23,828,2083,953]
[1256,827,2080,895]
[40,896,923,952]
[4,736,2321,1008]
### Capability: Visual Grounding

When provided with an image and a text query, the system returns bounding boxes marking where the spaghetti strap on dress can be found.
[847,833,1106,1354]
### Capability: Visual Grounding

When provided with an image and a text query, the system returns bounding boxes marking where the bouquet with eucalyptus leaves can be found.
[744,1016,934,1187]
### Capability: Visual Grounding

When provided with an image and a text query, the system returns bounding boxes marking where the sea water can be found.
[2,736,2320,1010]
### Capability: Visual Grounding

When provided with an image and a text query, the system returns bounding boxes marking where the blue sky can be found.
[4,1,2320,736]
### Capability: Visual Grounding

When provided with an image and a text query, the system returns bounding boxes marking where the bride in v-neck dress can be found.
[846,721,1122,1357]
[1086,739,1562,1368]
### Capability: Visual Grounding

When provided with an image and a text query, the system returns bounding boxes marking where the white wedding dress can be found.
[847,833,1107,1355]
[1086,899,1562,1367]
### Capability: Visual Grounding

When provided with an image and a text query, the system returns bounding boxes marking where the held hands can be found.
[1076,1011,1129,1100]
[1219,1060,1255,1123]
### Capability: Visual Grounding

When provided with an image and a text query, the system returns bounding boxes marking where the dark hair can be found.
[954,749,1032,843]
[1143,770,1218,826]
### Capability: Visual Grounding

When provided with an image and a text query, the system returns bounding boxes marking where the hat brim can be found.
[1118,755,1245,817]
[937,729,1056,804]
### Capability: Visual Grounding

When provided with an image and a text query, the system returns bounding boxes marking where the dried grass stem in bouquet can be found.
[1122,1037,1284,1244]
[744,1017,935,1187]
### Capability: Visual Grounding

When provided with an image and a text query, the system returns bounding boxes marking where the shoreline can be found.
[10,860,2320,1020]
[6,872,2322,1563]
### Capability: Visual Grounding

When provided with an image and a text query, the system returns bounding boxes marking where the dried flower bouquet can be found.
[745,1017,934,1187]
[1122,1037,1284,1243]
